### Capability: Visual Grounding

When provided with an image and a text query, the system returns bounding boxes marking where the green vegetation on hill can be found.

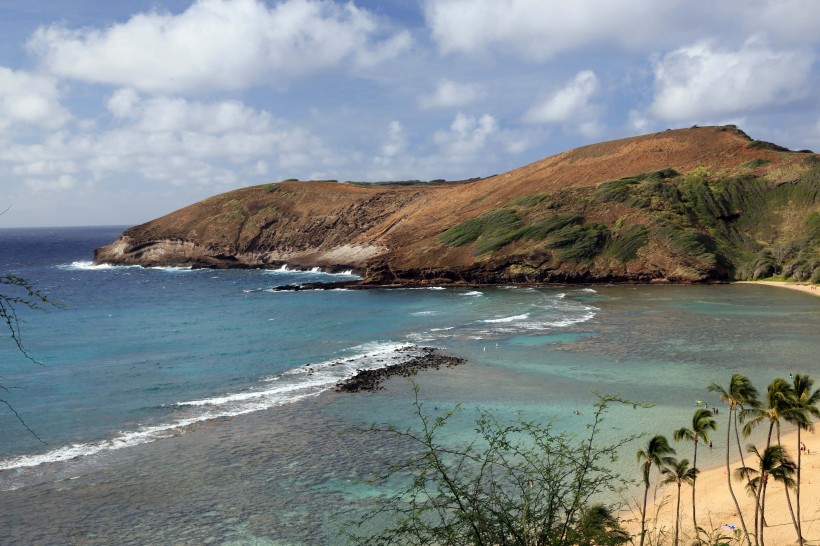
[438,163,820,282]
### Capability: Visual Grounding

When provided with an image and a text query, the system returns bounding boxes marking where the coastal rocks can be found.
[335,347,467,393]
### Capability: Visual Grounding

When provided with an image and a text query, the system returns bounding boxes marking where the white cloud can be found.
[106,88,140,118]
[523,70,599,124]
[650,38,814,121]
[423,0,686,60]
[433,112,498,157]
[739,0,820,46]
[380,121,405,158]
[24,174,77,192]
[29,0,411,93]
[418,79,483,109]
[0,67,70,132]
[1,96,334,193]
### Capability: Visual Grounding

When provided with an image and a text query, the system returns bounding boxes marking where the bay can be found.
[0,226,817,545]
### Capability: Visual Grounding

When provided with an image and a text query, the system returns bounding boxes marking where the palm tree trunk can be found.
[727,406,753,546]
[675,482,681,546]
[775,427,800,541]
[640,480,649,546]
[759,475,768,546]
[692,437,699,533]
[735,406,761,528]
[797,427,804,546]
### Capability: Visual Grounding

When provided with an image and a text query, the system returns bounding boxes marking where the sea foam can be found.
[0,342,417,473]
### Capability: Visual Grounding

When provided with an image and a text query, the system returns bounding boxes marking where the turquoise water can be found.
[0,227,818,544]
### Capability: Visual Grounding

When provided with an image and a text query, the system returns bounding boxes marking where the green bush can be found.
[748,140,790,152]
[657,227,716,265]
[802,155,820,167]
[608,225,649,262]
[439,209,523,254]
[511,194,551,207]
[518,214,581,241]
[742,158,771,169]
[345,388,638,546]
[806,212,820,242]
[548,223,611,262]
[596,178,637,203]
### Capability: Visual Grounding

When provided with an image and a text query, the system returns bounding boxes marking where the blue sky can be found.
[1,0,818,227]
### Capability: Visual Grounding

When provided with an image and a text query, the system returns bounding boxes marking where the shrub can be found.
[439,209,523,254]
[742,158,771,169]
[511,194,551,207]
[439,217,485,247]
[548,223,611,262]
[748,140,790,152]
[608,225,649,262]
[345,388,640,546]
[806,212,820,242]
[518,214,582,241]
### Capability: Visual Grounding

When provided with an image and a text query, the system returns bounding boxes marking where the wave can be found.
[576,288,597,293]
[266,265,358,277]
[59,261,141,271]
[461,291,484,297]
[482,313,530,323]
[58,261,195,272]
[0,342,416,473]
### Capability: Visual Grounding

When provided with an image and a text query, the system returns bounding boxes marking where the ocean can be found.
[0,225,818,545]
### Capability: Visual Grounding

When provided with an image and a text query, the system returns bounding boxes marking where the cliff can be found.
[94,126,820,285]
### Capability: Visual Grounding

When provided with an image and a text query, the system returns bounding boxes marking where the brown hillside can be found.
[94,125,819,285]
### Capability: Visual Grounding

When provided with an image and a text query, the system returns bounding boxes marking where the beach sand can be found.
[622,283,819,545]
[736,280,820,298]
[622,427,820,545]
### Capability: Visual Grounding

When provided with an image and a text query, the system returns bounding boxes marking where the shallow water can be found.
[0,227,818,544]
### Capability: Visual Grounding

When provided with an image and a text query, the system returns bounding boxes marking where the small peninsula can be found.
[94,126,820,286]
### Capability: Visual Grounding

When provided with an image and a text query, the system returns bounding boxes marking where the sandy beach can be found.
[623,427,820,545]
[623,284,819,545]
[736,281,820,298]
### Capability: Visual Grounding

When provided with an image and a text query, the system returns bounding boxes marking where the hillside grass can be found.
[438,163,820,280]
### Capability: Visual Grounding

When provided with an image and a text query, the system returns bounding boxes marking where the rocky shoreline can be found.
[335,347,467,393]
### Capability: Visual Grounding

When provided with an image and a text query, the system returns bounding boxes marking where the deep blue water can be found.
[0,226,597,466]
[0,226,818,544]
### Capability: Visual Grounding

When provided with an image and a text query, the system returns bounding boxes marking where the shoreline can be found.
[735,280,820,298]
[622,426,820,545]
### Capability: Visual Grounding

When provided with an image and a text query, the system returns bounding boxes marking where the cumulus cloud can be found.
[29,0,411,93]
[0,67,70,132]
[423,0,687,59]
[650,38,814,121]
[1,94,333,192]
[433,112,498,157]
[523,71,599,124]
[418,79,483,109]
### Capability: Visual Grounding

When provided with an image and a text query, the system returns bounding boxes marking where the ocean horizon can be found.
[1,225,818,544]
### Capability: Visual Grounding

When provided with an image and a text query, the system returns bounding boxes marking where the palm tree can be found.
[736,444,796,546]
[791,374,820,546]
[708,374,759,546]
[660,457,698,546]
[742,378,804,539]
[637,434,676,546]
[673,407,717,533]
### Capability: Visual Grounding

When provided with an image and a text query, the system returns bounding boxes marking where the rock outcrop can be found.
[94,126,820,285]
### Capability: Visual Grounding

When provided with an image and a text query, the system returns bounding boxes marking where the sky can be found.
[0,0,819,228]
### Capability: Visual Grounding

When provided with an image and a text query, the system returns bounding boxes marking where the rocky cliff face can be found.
[94,126,820,285]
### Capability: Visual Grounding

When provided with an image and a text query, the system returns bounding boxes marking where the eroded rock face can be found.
[94,126,820,285]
